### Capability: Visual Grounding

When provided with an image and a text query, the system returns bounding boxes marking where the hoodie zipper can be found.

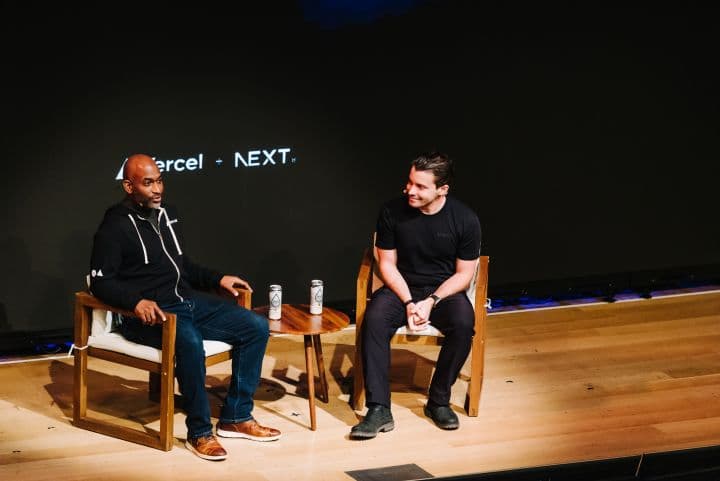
[137,214,184,303]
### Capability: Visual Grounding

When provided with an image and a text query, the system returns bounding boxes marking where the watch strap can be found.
[429,294,441,307]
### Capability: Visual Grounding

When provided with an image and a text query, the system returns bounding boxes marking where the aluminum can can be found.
[268,284,282,319]
[310,280,323,314]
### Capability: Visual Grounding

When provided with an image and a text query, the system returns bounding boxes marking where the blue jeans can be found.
[120,291,270,440]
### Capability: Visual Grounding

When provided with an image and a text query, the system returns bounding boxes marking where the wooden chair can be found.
[72,289,251,451]
[352,241,489,416]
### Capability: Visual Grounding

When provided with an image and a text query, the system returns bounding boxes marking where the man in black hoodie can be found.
[90,153,280,461]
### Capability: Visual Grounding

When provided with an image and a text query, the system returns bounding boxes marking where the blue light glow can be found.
[299,0,427,29]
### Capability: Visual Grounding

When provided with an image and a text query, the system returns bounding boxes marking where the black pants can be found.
[361,285,475,407]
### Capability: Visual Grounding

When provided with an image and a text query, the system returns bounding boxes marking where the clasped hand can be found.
[406,298,433,331]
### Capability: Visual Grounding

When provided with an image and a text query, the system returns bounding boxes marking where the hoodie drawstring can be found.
[160,207,183,255]
[127,214,149,264]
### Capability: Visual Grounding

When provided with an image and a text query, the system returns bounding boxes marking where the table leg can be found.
[304,335,317,430]
[313,334,329,403]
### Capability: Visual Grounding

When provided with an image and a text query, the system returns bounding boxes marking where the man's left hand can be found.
[220,275,253,297]
[412,298,434,323]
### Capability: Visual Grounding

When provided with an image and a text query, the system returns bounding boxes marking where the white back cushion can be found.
[91,309,115,336]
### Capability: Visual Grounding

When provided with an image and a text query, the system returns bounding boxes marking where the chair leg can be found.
[352,336,366,411]
[465,337,484,417]
[158,367,175,450]
[73,346,88,423]
[73,302,89,424]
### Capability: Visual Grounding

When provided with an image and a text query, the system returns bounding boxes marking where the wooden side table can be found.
[253,304,349,430]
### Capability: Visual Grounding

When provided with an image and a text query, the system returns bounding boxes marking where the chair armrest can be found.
[76,291,137,319]
[356,247,373,326]
[73,291,177,359]
[214,286,252,309]
[75,291,178,325]
[235,287,252,309]
[473,257,489,316]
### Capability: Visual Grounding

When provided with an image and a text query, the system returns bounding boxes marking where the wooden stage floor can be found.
[1,290,719,480]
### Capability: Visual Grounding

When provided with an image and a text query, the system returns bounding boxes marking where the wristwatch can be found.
[429,294,441,308]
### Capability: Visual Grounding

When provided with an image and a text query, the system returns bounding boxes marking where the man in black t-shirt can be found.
[350,152,482,439]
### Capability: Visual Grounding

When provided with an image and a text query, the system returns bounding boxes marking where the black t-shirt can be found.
[375,196,482,288]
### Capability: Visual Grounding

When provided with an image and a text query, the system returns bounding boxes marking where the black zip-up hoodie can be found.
[89,199,223,311]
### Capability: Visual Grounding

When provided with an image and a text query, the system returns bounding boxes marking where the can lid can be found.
[269,284,282,290]
[311,279,323,286]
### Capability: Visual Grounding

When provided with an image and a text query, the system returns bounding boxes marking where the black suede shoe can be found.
[424,402,459,430]
[350,405,395,439]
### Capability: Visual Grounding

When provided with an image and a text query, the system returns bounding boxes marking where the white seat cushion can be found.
[88,307,232,362]
[88,332,232,363]
[395,324,443,336]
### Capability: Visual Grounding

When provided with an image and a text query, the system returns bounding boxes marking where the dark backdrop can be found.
[2,2,719,335]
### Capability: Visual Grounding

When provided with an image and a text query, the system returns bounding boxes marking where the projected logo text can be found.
[114,148,296,180]
[235,148,292,167]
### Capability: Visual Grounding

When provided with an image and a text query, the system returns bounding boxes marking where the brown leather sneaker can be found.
[185,435,228,461]
[216,419,282,441]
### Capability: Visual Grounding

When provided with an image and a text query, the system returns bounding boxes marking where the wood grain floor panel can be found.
[1,291,718,480]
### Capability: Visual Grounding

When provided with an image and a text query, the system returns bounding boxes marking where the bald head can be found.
[123,154,157,180]
[122,154,164,209]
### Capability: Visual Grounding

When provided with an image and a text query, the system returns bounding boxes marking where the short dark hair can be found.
[411,152,454,187]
